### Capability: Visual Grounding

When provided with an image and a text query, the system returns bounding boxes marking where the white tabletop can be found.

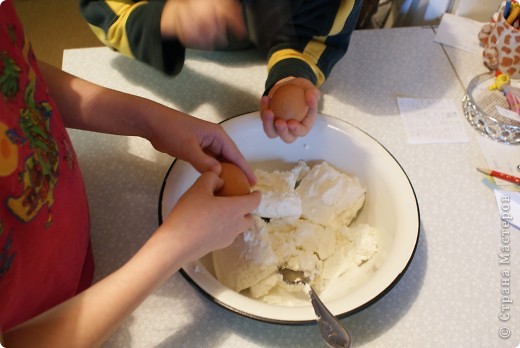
[62,27,520,347]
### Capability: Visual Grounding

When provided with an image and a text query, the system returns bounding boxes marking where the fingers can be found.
[195,170,224,195]
[209,17,229,48]
[201,172,261,232]
[275,119,297,143]
[191,15,228,49]
[179,123,256,186]
[227,190,262,232]
[189,171,260,220]
[164,0,245,49]
[164,173,260,260]
[306,86,321,108]
[215,135,257,185]
[261,80,321,143]
[232,157,257,186]
[222,0,247,38]
[187,142,222,175]
[240,190,262,213]
[260,96,278,139]
[262,91,293,141]
[196,152,255,188]
[285,88,320,138]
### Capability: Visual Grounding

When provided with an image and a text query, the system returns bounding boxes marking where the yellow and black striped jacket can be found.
[79,0,362,94]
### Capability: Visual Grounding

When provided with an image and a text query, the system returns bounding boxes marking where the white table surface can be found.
[62,27,520,348]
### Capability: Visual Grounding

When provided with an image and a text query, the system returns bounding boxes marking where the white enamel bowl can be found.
[159,112,420,324]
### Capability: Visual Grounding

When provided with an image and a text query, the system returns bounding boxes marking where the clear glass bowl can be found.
[462,72,520,144]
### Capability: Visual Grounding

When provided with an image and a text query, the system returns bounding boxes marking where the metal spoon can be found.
[279,269,352,348]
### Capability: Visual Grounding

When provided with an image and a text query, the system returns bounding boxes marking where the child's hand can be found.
[159,171,261,263]
[145,107,256,186]
[161,0,246,49]
[260,77,320,143]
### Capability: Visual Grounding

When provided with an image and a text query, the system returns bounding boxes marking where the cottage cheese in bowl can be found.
[213,160,379,306]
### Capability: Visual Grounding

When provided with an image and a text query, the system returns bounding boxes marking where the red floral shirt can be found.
[0,0,93,330]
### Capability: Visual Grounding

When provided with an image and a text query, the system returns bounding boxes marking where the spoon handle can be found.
[308,286,352,348]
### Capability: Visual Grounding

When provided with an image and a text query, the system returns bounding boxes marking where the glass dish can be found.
[462,72,520,144]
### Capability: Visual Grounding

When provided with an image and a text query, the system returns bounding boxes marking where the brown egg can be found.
[215,162,251,197]
[270,84,308,122]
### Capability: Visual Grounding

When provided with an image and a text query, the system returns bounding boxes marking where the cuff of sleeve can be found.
[129,1,186,76]
[161,39,186,76]
[264,58,317,95]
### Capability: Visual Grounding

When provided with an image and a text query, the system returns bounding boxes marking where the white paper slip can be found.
[496,105,520,122]
[397,97,469,144]
[434,13,484,55]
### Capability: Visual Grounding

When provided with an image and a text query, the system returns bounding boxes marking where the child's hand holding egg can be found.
[260,77,320,143]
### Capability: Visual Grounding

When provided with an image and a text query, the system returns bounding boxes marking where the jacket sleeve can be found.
[79,0,185,75]
[263,0,362,94]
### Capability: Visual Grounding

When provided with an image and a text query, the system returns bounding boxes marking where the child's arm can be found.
[4,61,261,347]
[79,0,245,75]
[4,171,260,347]
[37,61,256,183]
[79,0,184,75]
[259,0,363,143]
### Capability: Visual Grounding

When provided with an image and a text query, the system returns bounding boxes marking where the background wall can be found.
[387,0,502,27]
[13,0,101,68]
[453,0,503,22]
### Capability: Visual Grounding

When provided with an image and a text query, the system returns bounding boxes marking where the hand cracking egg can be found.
[270,84,308,122]
[215,162,251,197]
